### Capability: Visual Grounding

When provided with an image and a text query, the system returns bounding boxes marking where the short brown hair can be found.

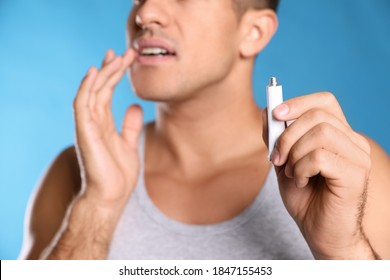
[233,0,280,17]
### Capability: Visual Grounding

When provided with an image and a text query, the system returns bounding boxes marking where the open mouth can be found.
[133,37,177,60]
[140,47,176,57]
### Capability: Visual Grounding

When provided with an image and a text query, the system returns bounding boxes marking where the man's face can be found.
[127,0,241,102]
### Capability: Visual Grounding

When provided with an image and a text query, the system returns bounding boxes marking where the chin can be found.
[130,73,190,102]
[131,83,179,102]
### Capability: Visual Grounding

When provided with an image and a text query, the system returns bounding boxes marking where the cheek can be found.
[184,16,239,66]
[182,26,239,81]
[126,11,138,44]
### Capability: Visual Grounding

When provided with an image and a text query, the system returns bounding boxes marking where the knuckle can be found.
[320,91,337,103]
[306,108,327,122]
[311,149,328,166]
[313,122,333,137]
[319,91,338,107]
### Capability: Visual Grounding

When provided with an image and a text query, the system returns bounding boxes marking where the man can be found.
[19,0,390,259]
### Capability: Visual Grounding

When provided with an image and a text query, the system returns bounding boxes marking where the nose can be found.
[135,0,170,30]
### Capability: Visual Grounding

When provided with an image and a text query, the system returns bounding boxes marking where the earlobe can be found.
[239,10,278,58]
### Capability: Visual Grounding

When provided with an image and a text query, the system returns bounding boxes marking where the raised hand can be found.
[41,49,144,259]
[263,92,376,259]
[73,49,143,210]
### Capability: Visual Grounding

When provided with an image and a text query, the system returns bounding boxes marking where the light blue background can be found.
[1,0,389,259]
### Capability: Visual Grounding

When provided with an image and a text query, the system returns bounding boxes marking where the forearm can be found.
[312,227,381,260]
[43,195,124,260]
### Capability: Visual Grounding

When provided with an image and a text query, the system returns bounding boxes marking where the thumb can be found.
[122,104,143,149]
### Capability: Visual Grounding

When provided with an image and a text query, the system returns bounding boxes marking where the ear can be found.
[239,9,278,58]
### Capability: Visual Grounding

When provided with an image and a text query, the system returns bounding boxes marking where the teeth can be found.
[141,47,169,55]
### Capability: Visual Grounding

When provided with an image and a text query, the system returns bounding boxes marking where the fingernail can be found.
[274,103,289,117]
[271,148,280,165]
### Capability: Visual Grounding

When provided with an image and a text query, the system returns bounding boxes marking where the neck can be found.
[148,64,267,176]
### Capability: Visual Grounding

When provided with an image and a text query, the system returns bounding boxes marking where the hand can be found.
[73,49,143,211]
[262,92,375,259]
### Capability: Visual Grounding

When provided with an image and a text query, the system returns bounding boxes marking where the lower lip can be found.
[136,54,176,65]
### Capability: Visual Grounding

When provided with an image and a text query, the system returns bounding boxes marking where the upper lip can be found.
[133,37,177,55]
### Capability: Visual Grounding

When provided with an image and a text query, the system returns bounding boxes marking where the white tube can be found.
[266,77,286,160]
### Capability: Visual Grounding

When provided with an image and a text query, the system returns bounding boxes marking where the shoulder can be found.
[32,146,81,204]
[362,136,390,259]
[19,146,81,259]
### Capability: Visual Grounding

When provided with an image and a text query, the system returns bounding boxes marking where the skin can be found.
[19,0,390,260]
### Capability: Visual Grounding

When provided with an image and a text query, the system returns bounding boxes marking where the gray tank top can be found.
[108,129,313,259]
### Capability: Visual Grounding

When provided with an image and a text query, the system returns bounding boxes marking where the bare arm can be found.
[19,147,80,259]
[43,191,125,259]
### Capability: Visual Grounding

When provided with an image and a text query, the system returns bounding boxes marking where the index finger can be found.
[94,48,137,110]
[273,91,348,126]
